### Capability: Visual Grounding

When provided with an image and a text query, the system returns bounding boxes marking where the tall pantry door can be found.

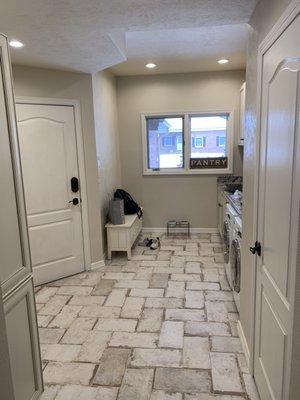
[0,34,43,400]
[254,8,300,400]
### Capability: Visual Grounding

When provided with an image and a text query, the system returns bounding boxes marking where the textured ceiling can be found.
[0,0,257,74]
[111,24,248,75]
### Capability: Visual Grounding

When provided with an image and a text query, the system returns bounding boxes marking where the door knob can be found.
[69,198,80,205]
[250,241,261,256]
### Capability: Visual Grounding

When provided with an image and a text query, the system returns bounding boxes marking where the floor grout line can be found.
[36,232,255,400]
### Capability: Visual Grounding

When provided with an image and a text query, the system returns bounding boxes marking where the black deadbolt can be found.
[69,198,79,205]
[71,177,79,193]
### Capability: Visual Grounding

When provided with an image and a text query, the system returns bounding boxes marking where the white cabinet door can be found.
[254,11,300,400]
[0,286,14,400]
[0,70,31,296]
[16,103,85,285]
[4,280,43,400]
[0,34,43,400]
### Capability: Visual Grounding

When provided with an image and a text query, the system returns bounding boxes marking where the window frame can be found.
[162,136,173,147]
[176,135,183,151]
[194,136,205,148]
[141,110,234,175]
[217,135,226,148]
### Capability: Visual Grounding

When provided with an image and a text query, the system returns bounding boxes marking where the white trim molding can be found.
[15,96,92,274]
[91,260,106,270]
[237,320,251,369]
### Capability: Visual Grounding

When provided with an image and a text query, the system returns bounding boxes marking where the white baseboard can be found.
[237,320,251,370]
[142,227,218,234]
[90,260,106,270]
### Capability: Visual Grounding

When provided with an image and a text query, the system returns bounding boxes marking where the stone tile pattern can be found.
[37,232,254,400]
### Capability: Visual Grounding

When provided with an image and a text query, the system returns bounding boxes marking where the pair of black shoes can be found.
[146,237,160,250]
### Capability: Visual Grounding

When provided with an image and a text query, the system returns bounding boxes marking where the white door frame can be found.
[15,96,92,274]
[249,0,300,375]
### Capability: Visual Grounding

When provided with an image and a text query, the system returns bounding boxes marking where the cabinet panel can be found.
[0,34,43,400]
[0,40,31,296]
[0,65,23,287]
[4,279,43,400]
[0,285,15,400]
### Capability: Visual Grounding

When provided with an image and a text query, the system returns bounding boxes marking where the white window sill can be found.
[143,167,232,176]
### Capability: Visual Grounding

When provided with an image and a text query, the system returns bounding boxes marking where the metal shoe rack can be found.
[167,220,190,236]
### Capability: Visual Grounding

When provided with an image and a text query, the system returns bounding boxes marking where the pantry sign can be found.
[190,157,228,169]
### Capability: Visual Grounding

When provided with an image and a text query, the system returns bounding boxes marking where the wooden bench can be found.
[105,213,143,260]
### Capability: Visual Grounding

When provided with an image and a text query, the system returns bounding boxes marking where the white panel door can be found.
[0,33,43,400]
[254,11,300,400]
[16,103,85,285]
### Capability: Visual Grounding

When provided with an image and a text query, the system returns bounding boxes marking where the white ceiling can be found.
[111,24,248,75]
[0,0,257,75]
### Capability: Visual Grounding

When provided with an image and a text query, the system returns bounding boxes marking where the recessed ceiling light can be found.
[146,63,157,69]
[218,59,229,64]
[9,40,24,48]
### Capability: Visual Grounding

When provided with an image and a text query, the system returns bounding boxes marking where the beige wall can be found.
[92,70,122,254]
[11,65,102,263]
[116,70,245,229]
[240,0,292,361]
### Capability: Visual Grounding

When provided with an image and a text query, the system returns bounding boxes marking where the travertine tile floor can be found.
[37,233,260,400]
